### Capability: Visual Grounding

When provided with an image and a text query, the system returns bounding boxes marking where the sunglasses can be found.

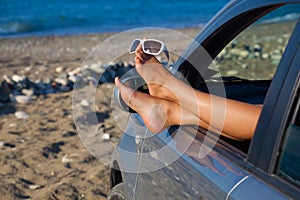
[129,38,169,61]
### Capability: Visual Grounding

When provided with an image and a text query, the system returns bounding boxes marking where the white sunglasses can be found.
[129,38,169,61]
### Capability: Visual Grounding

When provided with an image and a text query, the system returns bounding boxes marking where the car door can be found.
[133,1,300,199]
[230,18,300,199]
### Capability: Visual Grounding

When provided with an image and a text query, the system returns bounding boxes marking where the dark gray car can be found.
[108,0,300,199]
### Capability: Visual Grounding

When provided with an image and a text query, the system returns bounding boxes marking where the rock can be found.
[12,75,24,83]
[15,95,32,104]
[86,76,98,86]
[68,75,82,83]
[262,53,270,59]
[29,184,43,190]
[62,131,77,137]
[80,99,90,107]
[56,66,64,73]
[2,75,14,85]
[22,88,34,97]
[61,155,74,163]
[43,77,52,85]
[59,86,70,92]
[55,78,68,86]
[42,141,65,159]
[0,91,10,102]
[239,50,249,59]
[101,133,110,141]
[0,141,16,148]
[0,141,5,147]
[253,44,262,53]
[15,111,30,119]
[227,70,239,76]
[25,66,33,72]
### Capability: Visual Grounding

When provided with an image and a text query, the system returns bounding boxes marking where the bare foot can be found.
[134,48,180,103]
[115,77,170,133]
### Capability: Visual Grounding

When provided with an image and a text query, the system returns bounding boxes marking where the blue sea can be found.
[0,0,229,38]
[1,0,299,38]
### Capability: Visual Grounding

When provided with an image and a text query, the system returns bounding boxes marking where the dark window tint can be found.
[276,90,300,187]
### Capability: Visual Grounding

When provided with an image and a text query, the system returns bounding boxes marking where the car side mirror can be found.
[113,69,149,113]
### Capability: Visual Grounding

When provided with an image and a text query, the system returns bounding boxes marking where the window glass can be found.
[214,4,300,80]
[276,90,300,187]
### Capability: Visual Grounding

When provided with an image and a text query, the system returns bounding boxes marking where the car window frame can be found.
[248,18,300,198]
[248,18,300,169]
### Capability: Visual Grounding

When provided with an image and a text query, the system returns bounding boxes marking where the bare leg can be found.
[115,77,209,133]
[132,47,262,139]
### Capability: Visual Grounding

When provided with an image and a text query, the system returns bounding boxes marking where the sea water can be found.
[0,0,228,38]
[1,0,299,38]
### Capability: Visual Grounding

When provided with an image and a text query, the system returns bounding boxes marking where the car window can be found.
[276,86,300,187]
[214,4,300,80]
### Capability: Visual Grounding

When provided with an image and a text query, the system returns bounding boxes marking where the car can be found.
[108,0,300,199]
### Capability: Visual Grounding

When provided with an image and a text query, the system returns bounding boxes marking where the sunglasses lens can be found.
[130,40,140,53]
[143,40,162,54]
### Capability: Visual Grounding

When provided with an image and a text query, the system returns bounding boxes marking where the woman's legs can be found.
[115,77,210,133]
[115,43,262,139]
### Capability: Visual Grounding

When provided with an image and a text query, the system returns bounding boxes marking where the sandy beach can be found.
[0,28,200,199]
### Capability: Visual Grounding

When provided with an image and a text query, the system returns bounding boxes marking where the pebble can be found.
[56,66,64,73]
[68,75,82,83]
[227,70,239,76]
[25,66,33,72]
[80,99,90,107]
[29,184,43,190]
[15,95,32,104]
[12,75,24,83]
[15,111,30,119]
[0,61,134,105]
[22,88,34,97]
[0,141,5,147]
[101,133,110,141]
[61,155,74,163]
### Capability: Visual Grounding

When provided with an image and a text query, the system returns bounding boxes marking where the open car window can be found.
[214,4,299,81]
[195,4,300,153]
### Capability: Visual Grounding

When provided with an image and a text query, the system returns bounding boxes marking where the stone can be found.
[25,66,33,72]
[29,184,43,190]
[55,78,68,86]
[262,53,270,59]
[15,111,30,119]
[253,44,262,53]
[22,88,34,97]
[227,70,239,76]
[56,66,64,73]
[68,75,82,83]
[61,155,74,163]
[2,75,14,85]
[15,95,32,104]
[59,86,70,92]
[80,99,90,107]
[101,133,110,141]
[12,75,24,83]
[239,50,249,59]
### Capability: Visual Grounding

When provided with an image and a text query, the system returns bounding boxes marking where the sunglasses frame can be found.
[129,38,169,61]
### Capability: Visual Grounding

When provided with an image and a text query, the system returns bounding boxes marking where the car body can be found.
[108,0,300,199]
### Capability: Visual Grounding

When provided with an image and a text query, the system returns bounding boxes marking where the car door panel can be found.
[134,127,249,200]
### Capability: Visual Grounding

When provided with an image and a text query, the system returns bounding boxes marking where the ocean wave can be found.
[261,13,300,24]
[0,22,36,35]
